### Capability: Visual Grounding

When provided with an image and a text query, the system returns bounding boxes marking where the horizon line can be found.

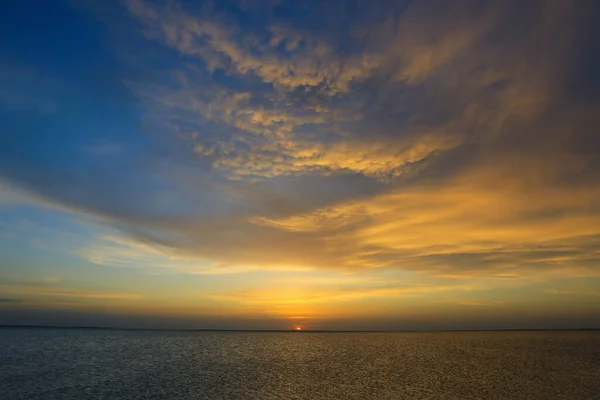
[0,324,598,333]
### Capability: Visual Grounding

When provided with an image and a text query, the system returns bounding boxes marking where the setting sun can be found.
[294,326,302,331]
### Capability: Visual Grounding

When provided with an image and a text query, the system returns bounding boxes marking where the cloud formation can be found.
[1,0,599,286]
[0,284,141,300]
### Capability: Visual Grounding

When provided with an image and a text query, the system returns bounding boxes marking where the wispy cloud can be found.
[455,300,505,307]
[124,0,373,94]
[0,284,141,300]
[0,297,23,304]
[76,233,307,274]
[41,276,61,284]
[199,282,488,319]
[544,289,600,297]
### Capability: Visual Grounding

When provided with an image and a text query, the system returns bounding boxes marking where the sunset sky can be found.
[1,0,599,330]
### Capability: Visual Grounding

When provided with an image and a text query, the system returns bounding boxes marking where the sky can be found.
[0,0,599,331]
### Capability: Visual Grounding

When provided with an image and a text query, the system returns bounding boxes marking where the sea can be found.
[0,328,598,399]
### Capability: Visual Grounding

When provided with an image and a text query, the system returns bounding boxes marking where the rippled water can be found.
[1,328,599,399]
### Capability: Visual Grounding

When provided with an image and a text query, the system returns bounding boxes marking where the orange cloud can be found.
[0,284,141,300]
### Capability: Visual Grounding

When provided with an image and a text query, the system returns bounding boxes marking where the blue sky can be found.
[1,0,599,330]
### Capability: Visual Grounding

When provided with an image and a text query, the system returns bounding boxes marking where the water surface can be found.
[1,328,598,399]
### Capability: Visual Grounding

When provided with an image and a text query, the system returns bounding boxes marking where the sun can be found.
[294,326,302,331]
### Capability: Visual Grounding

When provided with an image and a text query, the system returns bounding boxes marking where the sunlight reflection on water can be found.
[1,329,599,399]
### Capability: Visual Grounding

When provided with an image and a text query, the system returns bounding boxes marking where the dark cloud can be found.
[0,298,23,304]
